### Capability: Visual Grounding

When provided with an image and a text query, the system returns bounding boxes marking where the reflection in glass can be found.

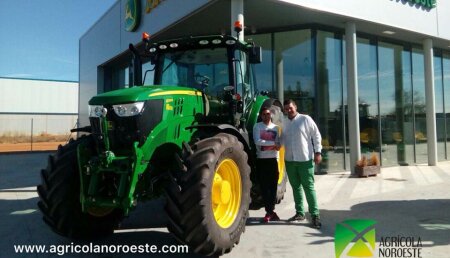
[246,34,274,96]
[412,49,428,163]
[378,42,413,166]
[316,31,345,171]
[142,62,154,86]
[357,38,380,161]
[434,54,446,160]
[275,30,314,114]
[444,53,450,158]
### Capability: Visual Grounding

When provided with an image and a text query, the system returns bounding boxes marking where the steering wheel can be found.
[194,73,210,87]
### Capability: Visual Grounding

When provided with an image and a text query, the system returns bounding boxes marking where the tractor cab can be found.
[134,34,262,127]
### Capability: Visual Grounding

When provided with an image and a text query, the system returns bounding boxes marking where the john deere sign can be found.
[125,0,141,32]
[404,0,437,9]
[125,0,165,31]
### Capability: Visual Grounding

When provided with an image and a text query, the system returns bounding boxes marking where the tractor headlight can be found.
[89,105,105,117]
[113,102,145,117]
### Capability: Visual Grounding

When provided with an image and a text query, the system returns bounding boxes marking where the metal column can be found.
[423,38,438,166]
[277,58,284,104]
[345,22,361,174]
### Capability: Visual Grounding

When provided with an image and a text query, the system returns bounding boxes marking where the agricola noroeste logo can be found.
[335,219,377,258]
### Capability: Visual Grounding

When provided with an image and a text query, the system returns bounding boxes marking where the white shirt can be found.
[282,113,322,162]
[253,122,280,159]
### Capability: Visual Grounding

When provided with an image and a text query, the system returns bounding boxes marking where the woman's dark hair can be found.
[260,106,270,114]
[283,99,297,106]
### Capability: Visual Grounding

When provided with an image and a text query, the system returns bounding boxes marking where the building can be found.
[79,0,450,172]
[0,77,78,136]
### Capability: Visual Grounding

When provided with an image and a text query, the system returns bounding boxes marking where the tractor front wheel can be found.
[165,133,251,256]
[37,136,123,239]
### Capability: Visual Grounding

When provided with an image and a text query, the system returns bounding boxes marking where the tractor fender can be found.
[245,97,282,132]
[186,124,254,168]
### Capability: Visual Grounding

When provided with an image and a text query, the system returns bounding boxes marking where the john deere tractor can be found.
[37,33,286,256]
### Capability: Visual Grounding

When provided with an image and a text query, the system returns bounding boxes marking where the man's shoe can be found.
[262,213,271,223]
[287,213,305,222]
[262,212,280,223]
[312,216,322,229]
[270,212,280,221]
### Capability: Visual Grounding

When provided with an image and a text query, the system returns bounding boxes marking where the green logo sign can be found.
[406,0,436,9]
[335,219,377,258]
[125,0,141,32]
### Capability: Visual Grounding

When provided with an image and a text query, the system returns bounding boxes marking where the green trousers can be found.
[285,160,319,217]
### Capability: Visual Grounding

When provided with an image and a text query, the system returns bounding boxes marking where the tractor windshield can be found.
[155,48,230,98]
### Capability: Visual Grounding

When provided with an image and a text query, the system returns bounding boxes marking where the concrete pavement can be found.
[0,152,449,257]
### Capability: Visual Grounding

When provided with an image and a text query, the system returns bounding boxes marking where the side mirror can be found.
[249,46,262,64]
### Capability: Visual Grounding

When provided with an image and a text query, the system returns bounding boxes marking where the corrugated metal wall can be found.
[0,78,78,136]
[0,78,78,113]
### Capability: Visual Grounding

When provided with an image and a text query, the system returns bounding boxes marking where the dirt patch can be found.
[0,133,73,152]
[0,133,70,144]
[0,142,66,153]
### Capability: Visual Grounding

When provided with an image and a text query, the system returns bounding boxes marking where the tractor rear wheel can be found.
[165,133,251,256]
[249,164,287,209]
[37,136,123,239]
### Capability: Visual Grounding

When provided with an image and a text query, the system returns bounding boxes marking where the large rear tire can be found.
[37,136,123,239]
[165,133,251,256]
[249,164,287,208]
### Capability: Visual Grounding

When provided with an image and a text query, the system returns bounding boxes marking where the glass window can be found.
[234,50,253,106]
[378,42,414,166]
[142,61,154,86]
[157,48,230,98]
[316,31,345,171]
[357,38,380,160]
[401,48,415,165]
[246,34,274,96]
[103,64,129,92]
[412,48,428,163]
[444,53,450,157]
[275,30,314,115]
[342,39,350,170]
[434,53,446,160]
[124,67,129,87]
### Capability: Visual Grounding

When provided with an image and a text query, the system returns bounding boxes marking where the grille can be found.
[90,99,163,151]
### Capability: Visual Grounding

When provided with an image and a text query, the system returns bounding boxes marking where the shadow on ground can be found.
[1,196,207,258]
[0,153,208,258]
[304,199,450,247]
[1,153,449,257]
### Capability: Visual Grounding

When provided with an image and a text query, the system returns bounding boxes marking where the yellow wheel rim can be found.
[212,158,241,228]
[278,146,285,184]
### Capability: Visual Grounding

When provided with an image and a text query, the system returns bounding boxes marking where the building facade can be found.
[0,77,78,136]
[79,0,450,172]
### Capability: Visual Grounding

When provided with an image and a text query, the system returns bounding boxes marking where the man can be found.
[282,99,322,229]
[253,107,281,223]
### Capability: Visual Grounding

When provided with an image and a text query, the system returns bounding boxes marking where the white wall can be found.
[0,78,78,113]
[0,78,78,135]
[279,0,449,40]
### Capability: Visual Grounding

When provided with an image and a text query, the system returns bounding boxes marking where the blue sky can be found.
[0,0,117,81]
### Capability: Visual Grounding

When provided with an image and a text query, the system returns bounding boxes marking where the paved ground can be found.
[0,152,449,257]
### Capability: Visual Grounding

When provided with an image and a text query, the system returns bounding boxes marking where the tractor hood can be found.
[88,85,202,105]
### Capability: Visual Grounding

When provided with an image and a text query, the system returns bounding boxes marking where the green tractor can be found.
[37,33,286,256]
